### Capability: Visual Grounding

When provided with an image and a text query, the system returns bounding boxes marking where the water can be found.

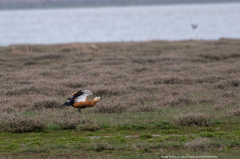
[0,3,240,45]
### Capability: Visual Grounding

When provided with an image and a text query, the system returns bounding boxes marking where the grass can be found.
[0,39,240,158]
[0,122,240,158]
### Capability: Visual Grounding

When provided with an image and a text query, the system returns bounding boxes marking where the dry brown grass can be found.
[174,113,211,126]
[0,113,47,133]
[229,108,240,117]
[0,39,240,132]
[185,138,209,151]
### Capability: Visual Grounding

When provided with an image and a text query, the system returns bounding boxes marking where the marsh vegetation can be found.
[0,39,240,158]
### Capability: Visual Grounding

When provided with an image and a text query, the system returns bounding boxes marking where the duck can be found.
[63,90,103,113]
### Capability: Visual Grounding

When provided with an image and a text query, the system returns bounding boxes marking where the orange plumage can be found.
[73,97,97,109]
[63,90,103,113]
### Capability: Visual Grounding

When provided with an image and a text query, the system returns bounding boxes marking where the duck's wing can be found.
[69,90,82,105]
[71,90,92,104]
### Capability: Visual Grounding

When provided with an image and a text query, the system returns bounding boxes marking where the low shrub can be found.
[139,134,152,139]
[228,141,240,148]
[0,114,47,133]
[130,124,146,130]
[174,113,211,126]
[6,86,40,96]
[135,105,158,112]
[185,138,209,151]
[167,96,192,107]
[94,103,127,114]
[199,132,214,137]
[52,117,91,130]
[33,99,62,110]
[41,110,93,130]
[80,121,101,131]
[155,121,172,129]
[153,76,194,85]
[48,124,61,131]
[89,143,114,152]
[59,121,76,130]
[229,108,240,117]
[230,79,240,87]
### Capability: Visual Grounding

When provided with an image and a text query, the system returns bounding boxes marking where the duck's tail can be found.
[62,98,72,106]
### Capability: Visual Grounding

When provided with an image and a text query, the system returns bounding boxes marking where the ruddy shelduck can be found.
[63,90,103,113]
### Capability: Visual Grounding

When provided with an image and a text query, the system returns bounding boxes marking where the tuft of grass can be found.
[33,99,62,110]
[94,104,127,113]
[199,132,214,137]
[130,124,146,130]
[80,121,101,131]
[139,134,153,139]
[185,138,209,151]
[228,141,240,148]
[174,113,211,127]
[48,124,61,131]
[229,108,240,117]
[89,143,114,152]
[0,114,47,133]
[155,121,172,129]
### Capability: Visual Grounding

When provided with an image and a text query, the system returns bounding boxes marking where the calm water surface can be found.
[0,3,240,45]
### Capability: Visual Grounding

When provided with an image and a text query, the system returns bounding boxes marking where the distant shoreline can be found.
[0,0,240,10]
[2,38,240,47]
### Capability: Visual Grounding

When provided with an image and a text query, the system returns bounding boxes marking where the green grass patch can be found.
[0,122,240,158]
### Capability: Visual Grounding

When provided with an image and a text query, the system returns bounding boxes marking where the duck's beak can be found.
[100,97,103,100]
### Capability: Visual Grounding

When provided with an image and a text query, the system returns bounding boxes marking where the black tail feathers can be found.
[63,102,71,106]
[63,98,73,106]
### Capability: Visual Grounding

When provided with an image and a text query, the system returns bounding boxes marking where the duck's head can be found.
[93,97,103,103]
